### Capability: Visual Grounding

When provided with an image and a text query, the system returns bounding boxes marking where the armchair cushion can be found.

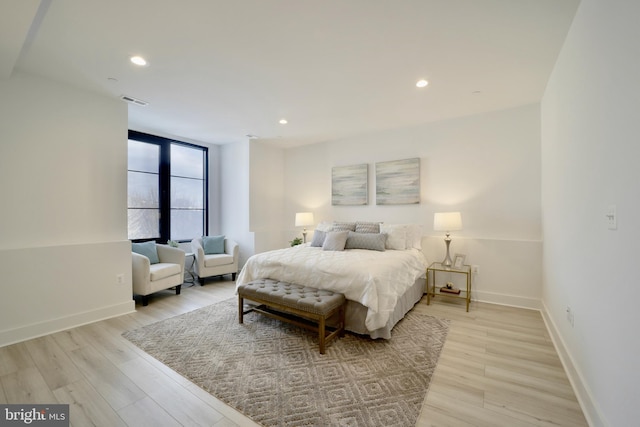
[132,241,160,264]
[203,235,225,254]
[204,254,234,268]
[149,263,182,281]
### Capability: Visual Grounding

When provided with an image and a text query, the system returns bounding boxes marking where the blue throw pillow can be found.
[203,235,225,254]
[132,241,160,264]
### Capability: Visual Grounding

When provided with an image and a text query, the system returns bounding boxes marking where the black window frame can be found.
[128,130,208,243]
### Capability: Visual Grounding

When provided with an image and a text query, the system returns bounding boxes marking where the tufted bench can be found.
[238,279,346,354]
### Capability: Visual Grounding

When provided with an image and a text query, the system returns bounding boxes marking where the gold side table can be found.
[426,262,472,311]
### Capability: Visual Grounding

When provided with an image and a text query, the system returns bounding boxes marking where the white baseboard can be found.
[0,300,135,348]
[474,290,541,310]
[540,301,607,427]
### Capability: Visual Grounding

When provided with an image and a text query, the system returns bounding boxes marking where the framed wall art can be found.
[375,158,420,205]
[331,164,368,205]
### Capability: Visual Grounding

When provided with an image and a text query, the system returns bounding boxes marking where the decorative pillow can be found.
[345,232,386,251]
[132,241,160,264]
[203,235,225,254]
[355,221,381,234]
[310,229,327,247]
[407,224,423,250]
[315,221,334,232]
[331,221,356,232]
[322,231,349,251]
[380,224,408,250]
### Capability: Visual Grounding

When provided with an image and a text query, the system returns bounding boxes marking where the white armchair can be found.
[132,244,185,306]
[191,237,239,285]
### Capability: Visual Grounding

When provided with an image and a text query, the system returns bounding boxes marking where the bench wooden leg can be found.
[238,296,244,323]
[319,315,326,354]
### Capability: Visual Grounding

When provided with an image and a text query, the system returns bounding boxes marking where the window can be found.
[127,131,208,242]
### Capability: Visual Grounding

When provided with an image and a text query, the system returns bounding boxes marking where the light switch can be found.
[606,205,617,230]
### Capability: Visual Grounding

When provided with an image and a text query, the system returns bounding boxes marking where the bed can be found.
[236,225,428,339]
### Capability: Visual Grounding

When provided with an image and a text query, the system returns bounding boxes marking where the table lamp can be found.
[295,212,314,243]
[433,212,462,267]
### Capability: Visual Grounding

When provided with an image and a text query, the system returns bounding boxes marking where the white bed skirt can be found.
[340,277,426,339]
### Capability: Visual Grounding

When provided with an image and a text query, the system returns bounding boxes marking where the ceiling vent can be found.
[120,95,148,106]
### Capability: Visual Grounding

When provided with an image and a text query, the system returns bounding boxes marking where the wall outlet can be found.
[606,205,617,230]
[472,265,480,274]
[566,306,574,327]
[116,273,125,285]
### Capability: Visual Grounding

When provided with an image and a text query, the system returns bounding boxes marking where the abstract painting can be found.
[375,158,420,205]
[332,164,368,205]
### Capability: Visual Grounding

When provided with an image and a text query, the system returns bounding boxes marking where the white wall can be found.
[207,143,222,235]
[284,104,541,241]
[0,72,134,346]
[541,1,640,425]
[220,140,254,266]
[280,104,543,308]
[249,141,287,252]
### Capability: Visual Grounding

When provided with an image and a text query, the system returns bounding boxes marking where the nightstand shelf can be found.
[426,262,472,311]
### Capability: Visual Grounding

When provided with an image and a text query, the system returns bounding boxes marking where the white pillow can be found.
[407,224,423,250]
[380,224,408,250]
[316,221,333,232]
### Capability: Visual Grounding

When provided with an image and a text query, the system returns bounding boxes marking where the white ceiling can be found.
[4,0,579,148]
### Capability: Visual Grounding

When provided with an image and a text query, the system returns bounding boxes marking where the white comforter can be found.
[236,244,428,331]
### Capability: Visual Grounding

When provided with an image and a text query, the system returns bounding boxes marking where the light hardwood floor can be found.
[0,279,588,427]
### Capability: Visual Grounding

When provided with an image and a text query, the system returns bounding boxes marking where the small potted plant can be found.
[167,240,179,248]
[289,237,303,247]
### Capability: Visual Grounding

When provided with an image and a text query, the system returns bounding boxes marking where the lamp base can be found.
[302,229,307,243]
[441,234,452,267]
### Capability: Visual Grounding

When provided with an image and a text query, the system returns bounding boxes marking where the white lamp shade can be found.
[433,212,462,232]
[295,212,314,227]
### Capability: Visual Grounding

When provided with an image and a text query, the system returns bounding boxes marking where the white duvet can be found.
[236,244,429,331]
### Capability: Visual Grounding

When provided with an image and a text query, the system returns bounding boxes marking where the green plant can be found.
[167,240,179,248]
[290,237,303,246]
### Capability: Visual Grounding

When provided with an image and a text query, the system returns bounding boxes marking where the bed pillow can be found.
[380,224,408,250]
[355,221,381,234]
[132,241,160,264]
[331,221,356,231]
[322,231,349,251]
[345,232,386,251]
[310,229,327,247]
[203,235,225,254]
[407,224,423,250]
[315,221,333,232]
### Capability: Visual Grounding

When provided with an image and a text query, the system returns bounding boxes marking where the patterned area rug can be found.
[123,298,449,427]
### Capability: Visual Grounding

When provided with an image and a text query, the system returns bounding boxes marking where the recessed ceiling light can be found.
[130,56,147,66]
[416,79,428,88]
[120,95,149,106]
[279,119,288,124]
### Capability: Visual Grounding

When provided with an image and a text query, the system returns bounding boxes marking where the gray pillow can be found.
[345,232,387,251]
[322,231,349,251]
[355,221,381,233]
[331,221,356,231]
[310,229,327,247]
[132,241,160,264]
